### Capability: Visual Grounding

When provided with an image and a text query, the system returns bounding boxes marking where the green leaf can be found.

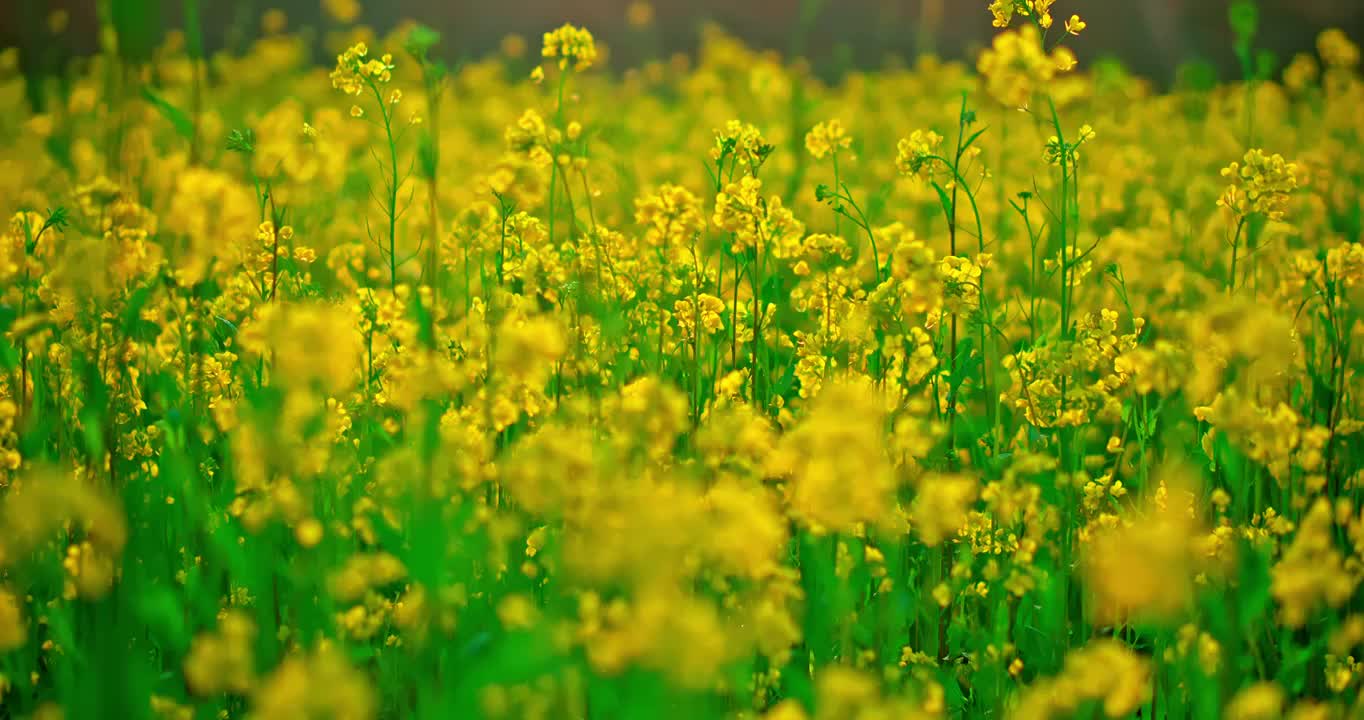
[961,126,990,154]
[931,182,954,225]
[141,86,194,140]
[226,128,256,154]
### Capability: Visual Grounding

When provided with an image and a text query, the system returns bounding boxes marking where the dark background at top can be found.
[2,0,1363,86]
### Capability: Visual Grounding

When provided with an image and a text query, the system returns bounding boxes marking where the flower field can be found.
[1,1,1363,718]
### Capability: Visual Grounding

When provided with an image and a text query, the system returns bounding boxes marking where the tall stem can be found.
[1227,217,1247,294]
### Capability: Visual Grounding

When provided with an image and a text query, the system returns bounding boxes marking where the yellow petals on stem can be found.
[541,23,597,71]
[1218,149,1300,222]
[805,119,851,160]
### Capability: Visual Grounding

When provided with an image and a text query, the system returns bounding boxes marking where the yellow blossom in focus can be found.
[541,24,597,71]
[805,119,851,160]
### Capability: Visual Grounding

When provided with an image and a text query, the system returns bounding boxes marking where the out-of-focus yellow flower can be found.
[1225,682,1285,720]
[912,473,980,545]
[0,586,24,651]
[262,9,288,35]
[501,33,527,58]
[185,610,257,695]
[773,379,897,533]
[48,9,69,34]
[627,1,655,28]
[1273,498,1356,627]
[1318,28,1360,69]
[977,24,1074,107]
[322,0,361,24]
[1012,639,1151,719]
[252,645,374,720]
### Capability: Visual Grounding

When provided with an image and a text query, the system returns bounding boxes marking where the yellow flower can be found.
[895,129,944,179]
[501,33,527,58]
[48,9,69,34]
[1225,682,1285,720]
[627,1,655,28]
[977,24,1075,107]
[496,594,539,630]
[184,611,257,695]
[636,183,704,248]
[988,0,1014,28]
[1283,53,1319,92]
[804,119,851,160]
[261,8,287,34]
[912,473,980,545]
[1032,0,1056,28]
[330,42,392,96]
[1064,14,1086,36]
[294,518,324,548]
[1318,28,1360,69]
[0,586,25,652]
[712,119,773,170]
[1053,46,1078,72]
[494,314,566,385]
[1273,499,1356,627]
[322,0,361,23]
[1082,463,1207,625]
[1013,639,1151,719]
[541,23,597,71]
[252,645,374,720]
[774,379,897,533]
[1218,148,1299,222]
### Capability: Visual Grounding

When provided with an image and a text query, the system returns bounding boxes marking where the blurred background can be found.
[2,0,1363,85]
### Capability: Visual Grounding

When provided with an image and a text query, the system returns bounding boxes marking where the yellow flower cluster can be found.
[330,42,394,97]
[1011,639,1151,719]
[1218,148,1301,221]
[805,119,851,160]
[977,24,1076,107]
[541,23,598,71]
[895,129,944,180]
